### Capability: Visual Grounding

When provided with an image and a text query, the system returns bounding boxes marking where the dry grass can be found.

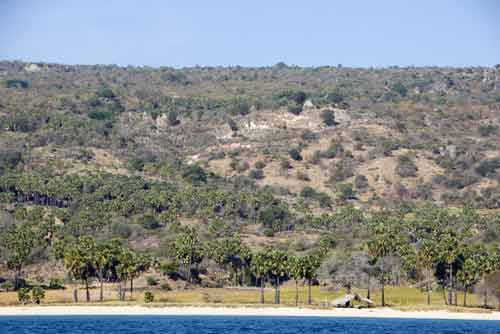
[0,285,494,313]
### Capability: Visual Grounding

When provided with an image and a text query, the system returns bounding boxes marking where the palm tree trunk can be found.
[122,280,127,300]
[448,263,453,306]
[483,285,488,308]
[130,278,134,299]
[274,277,279,304]
[73,288,78,303]
[426,269,431,305]
[295,280,299,306]
[367,272,371,300]
[85,279,90,302]
[117,283,122,301]
[277,277,280,304]
[99,274,104,302]
[463,287,467,307]
[307,278,312,305]
[381,257,385,307]
[260,278,265,304]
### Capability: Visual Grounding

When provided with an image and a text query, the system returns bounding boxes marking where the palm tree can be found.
[437,231,460,306]
[288,256,304,306]
[93,240,122,302]
[64,236,96,302]
[268,250,288,304]
[3,223,36,290]
[250,251,270,304]
[302,254,322,305]
[417,240,438,305]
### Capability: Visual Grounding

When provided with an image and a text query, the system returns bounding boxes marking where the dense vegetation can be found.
[0,61,500,307]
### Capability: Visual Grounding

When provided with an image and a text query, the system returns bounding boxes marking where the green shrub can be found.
[6,79,29,89]
[322,142,343,159]
[31,286,45,304]
[111,222,132,238]
[146,276,158,286]
[168,110,180,126]
[287,102,302,115]
[476,159,500,177]
[354,174,369,190]
[479,124,498,137]
[254,161,266,169]
[391,82,407,97]
[48,278,65,290]
[301,129,317,141]
[1,281,13,292]
[18,288,31,305]
[289,148,303,161]
[249,169,264,180]
[160,283,172,291]
[321,110,336,126]
[182,164,207,184]
[97,87,115,99]
[395,155,418,178]
[300,186,316,198]
[144,291,155,303]
[159,262,178,277]
[337,183,356,201]
[138,214,161,229]
[280,159,292,170]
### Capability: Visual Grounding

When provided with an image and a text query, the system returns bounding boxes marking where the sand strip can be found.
[0,306,499,320]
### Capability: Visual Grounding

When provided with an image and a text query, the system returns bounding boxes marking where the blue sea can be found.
[0,316,498,334]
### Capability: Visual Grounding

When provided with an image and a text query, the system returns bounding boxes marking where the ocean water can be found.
[0,316,499,334]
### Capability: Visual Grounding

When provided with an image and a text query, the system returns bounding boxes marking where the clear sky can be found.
[0,0,499,67]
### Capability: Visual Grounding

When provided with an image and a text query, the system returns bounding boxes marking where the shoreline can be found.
[0,305,499,321]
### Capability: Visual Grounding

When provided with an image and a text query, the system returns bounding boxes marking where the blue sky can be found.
[0,0,499,67]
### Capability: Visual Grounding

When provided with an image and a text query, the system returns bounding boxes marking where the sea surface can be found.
[0,316,499,334]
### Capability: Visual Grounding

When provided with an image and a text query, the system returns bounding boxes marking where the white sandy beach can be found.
[0,306,499,321]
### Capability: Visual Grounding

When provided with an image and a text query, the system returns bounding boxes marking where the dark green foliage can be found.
[227,118,238,132]
[159,262,178,277]
[229,97,250,115]
[354,174,369,190]
[112,222,132,238]
[31,286,45,304]
[287,102,302,115]
[0,149,23,173]
[144,291,155,303]
[289,148,303,161]
[6,79,29,89]
[127,158,145,171]
[300,186,332,208]
[48,278,65,290]
[146,275,158,286]
[392,82,408,97]
[476,159,500,177]
[160,283,172,291]
[280,159,292,170]
[168,110,180,126]
[396,155,418,178]
[97,87,115,99]
[479,124,498,137]
[254,161,266,169]
[321,110,336,126]
[88,110,114,121]
[138,213,161,229]
[259,202,290,232]
[325,88,345,104]
[249,169,264,179]
[17,288,31,304]
[337,183,356,201]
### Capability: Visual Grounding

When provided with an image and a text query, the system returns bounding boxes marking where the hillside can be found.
[0,61,500,300]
